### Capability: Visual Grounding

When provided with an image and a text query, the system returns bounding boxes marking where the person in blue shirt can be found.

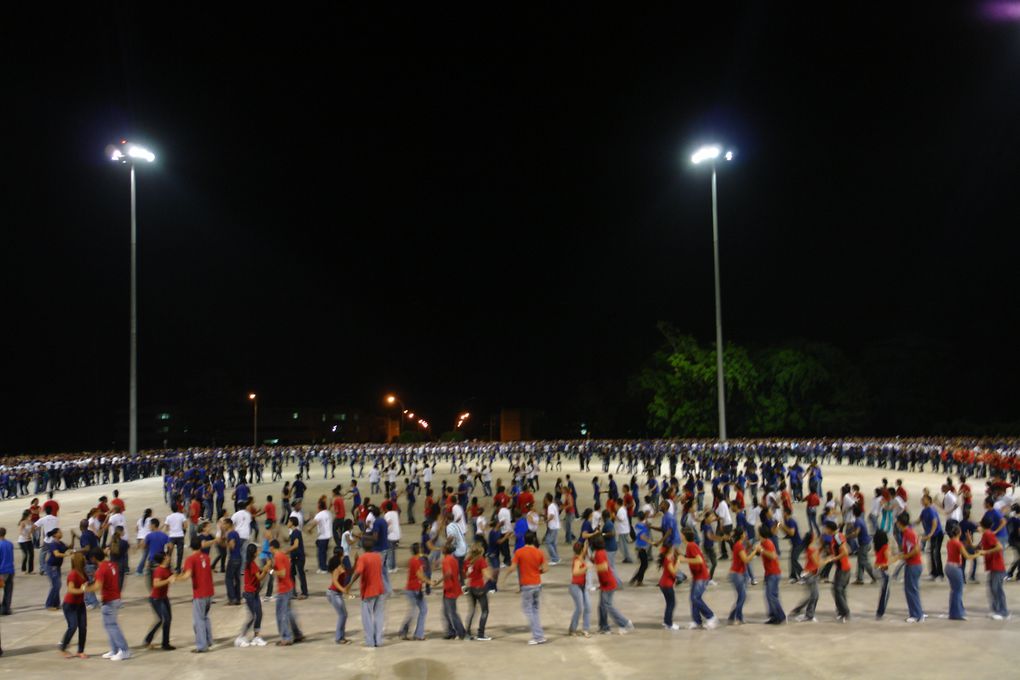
[213,479,226,518]
[920,494,944,580]
[287,516,309,598]
[601,511,622,588]
[0,528,14,615]
[958,509,980,583]
[223,518,242,605]
[630,512,651,586]
[780,507,804,583]
[513,512,529,552]
[982,498,1008,544]
[656,501,678,549]
[847,506,877,584]
[142,519,170,589]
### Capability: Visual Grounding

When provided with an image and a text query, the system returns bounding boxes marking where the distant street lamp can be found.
[248,393,258,446]
[456,412,471,429]
[108,139,155,455]
[691,144,734,441]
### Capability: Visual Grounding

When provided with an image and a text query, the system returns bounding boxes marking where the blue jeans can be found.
[316,539,329,572]
[568,583,590,633]
[226,559,241,603]
[360,595,385,647]
[876,569,891,617]
[398,590,425,640]
[545,529,559,563]
[945,564,966,619]
[660,585,676,625]
[728,571,747,622]
[144,597,172,646]
[101,599,130,654]
[192,596,213,650]
[275,590,302,641]
[987,571,1009,617]
[598,588,629,631]
[46,566,62,609]
[442,597,466,638]
[904,564,924,619]
[241,591,263,636]
[520,585,544,640]
[690,579,715,625]
[327,590,348,641]
[764,574,785,621]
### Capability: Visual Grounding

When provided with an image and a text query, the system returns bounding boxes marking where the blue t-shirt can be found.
[603,520,618,551]
[289,529,305,558]
[372,516,389,551]
[235,484,250,503]
[145,532,170,560]
[982,509,1008,542]
[853,517,870,546]
[959,519,977,542]
[700,522,714,548]
[635,522,650,549]
[920,506,943,537]
[227,530,242,561]
[80,530,99,552]
[49,540,67,568]
[661,512,678,547]
[785,517,802,544]
[514,517,529,551]
[0,539,14,574]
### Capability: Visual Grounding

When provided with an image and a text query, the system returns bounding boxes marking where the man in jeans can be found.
[510,531,548,645]
[89,541,130,660]
[270,539,303,645]
[848,507,878,584]
[349,535,385,647]
[178,538,215,652]
[893,512,925,623]
[543,494,560,565]
[223,518,242,605]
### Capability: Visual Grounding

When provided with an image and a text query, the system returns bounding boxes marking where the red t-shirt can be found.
[594,549,616,591]
[43,499,59,516]
[946,538,963,565]
[405,556,424,592]
[730,541,747,574]
[443,554,463,598]
[274,552,293,593]
[189,500,202,524]
[622,493,634,516]
[264,502,277,522]
[494,492,510,509]
[804,544,820,574]
[512,545,546,586]
[97,502,109,522]
[831,533,851,572]
[331,497,345,519]
[806,493,820,509]
[517,491,534,514]
[659,555,678,587]
[244,561,261,593]
[686,542,709,581]
[981,530,1005,572]
[901,527,923,566]
[571,556,587,586]
[64,570,86,605]
[875,542,890,567]
[111,498,126,513]
[760,539,781,576]
[151,565,171,599]
[95,560,121,603]
[465,555,487,589]
[184,552,214,598]
[354,551,384,599]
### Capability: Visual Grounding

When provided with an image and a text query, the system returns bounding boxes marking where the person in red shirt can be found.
[873,529,892,618]
[517,489,535,515]
[820,521,851,622]
[592,534,633,634]
[659,544,681,630]
[111,490,126,515]
[88,541,130,660]
[568,541,591,637]
[508,530,548,644]
[944,523,978,621]
[349,535,385,647]
[399,543,428,641]
[270,539,304,645]
[671,527,715,629]
[977,517,1010,619]
[893,512,925,622]
[727,528,753,624]
[806,490,821,536]
[435,544,466,639]
[264,495,278,528]
[59,551,89,658]
[790,530,821,622]
[753,525,785,625]
[178,538,215,652]
[464,537,492,640]
[238,543,271,647]
[143,549,176,650]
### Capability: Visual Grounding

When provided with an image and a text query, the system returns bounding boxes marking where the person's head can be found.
[49,528,62,541]
[19,510,30,522]
[984,497,994,509]
[980,516,994,530]
[318,498,327,511]
[190,537,202,551]
[758,525,772,540]
[70,550,86,577]
[896,512,910,528]
[443,542,454,555]
[149,517,160,529]
[526,531,540,547]
[874,529,888,551]
[362,534,376,551]
[245,543,258,565]
[410,542,421,556]
[327,552,342,573]
[947,524,961,539]
[573,541,585,556]
[682,527,697,543]
[108,540,121,560]
[823,520,838,535]
[288,517,299,529]
[589,534,605,550]
[922,495,932,507]
[270,539,281,553]
[852,506,863,518]
[731,527,744,543]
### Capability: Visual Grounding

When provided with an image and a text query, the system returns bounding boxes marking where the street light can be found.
[456,412,471,429]
[248,393,258,446]
[691,144,734,441]
[385,394,408,438]
[108,139,155,455]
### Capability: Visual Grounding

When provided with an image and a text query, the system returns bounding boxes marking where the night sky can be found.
[4,6,1019,454]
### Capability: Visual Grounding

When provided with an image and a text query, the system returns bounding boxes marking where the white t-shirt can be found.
[497,507,512,535]
[165,512,186,538]
[289,510,305,530]
[451,504,467,533]
[231,509,253,540]
[614,506,629,535]
[384,510,401,542]
[313,509,332,541]
[34,515,59,544]
[547,503,561,530]
[716,501,732,526]
[136,517,151,541]
[108,512,128,540]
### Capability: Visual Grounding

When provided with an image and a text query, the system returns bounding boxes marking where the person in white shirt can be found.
[309,499,333,573]
[230,503,254,563]
[108,511,128,542]
[544,494,562,564]
[942,487,962,523]
[451,503,467,534]
[289,499,305,530]
[164,509,187,572]
[34,510,59,575]
[384,506,401,573]
[615,504,632,563]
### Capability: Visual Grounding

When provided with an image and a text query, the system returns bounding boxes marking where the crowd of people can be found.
[0,437,1018,659]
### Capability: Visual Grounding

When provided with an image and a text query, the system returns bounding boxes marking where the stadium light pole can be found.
[691,145,734,442]
[108,139,155,455]
[249,393,258,446]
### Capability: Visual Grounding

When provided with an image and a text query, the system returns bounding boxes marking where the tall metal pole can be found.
[129,163,138,455]
[711,164,727,441]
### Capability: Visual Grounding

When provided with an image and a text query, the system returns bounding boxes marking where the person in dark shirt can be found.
[287,517,308,598]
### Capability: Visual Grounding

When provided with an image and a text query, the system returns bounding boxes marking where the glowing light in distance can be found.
[691,145,721,165]
[248,393,256,400]
[126,145,155,162]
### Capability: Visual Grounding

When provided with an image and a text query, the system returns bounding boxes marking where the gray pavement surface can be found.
[0,461,1017,679]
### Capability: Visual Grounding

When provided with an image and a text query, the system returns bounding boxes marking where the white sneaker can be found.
[101,651,116,659]
[234,636,250,648]
[991,614,1005,621]
[687,622,702,630]
[704,617,719,630]
[251,636,267,646]
[905,617,919,623]
[669,623,680,631]
[528,638,547,645]
[110,651,130,661]
[315,570,327,575]
[708,580,718,587]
